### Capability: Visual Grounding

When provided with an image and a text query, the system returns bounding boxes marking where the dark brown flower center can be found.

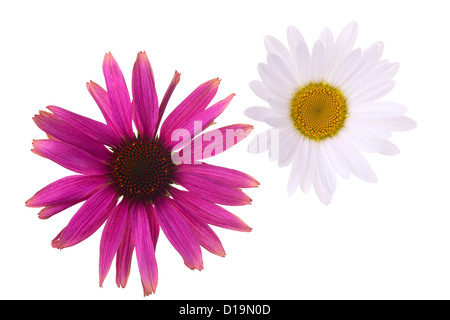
[109,136,175,202]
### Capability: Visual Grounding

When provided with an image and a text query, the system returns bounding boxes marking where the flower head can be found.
[245,22,416,204]
[27,51,257,295]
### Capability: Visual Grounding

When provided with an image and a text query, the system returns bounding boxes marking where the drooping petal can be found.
[37,202,76,220]
[169,187,251,232]
[115,217,134,289]
[33,111,111,160]
[154,196,203,270]
[102,52,133,139]
[32,139,109,176]
[175,169,252,206]
[175,200,226,257]
[51,185,117,249]
[129,201,158,296]
[145,202,160,250]
[26,174,109,208]
[99,199,130,287]
[47,106,121,147]
[176,124,253,163]
[160,78,220,143]
[132,51,159,139]
[176,163,259,188]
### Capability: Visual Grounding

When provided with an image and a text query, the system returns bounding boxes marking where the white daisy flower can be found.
[245,22,416,204]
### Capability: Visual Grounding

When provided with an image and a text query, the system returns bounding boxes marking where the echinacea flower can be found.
[245,22,416,204]
[27,51,257,296]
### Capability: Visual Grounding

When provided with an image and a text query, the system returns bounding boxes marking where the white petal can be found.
[265,114,292,128]
[330,48,361,89]
[310,40,325,82]
[334,21,358,67]
[345,117,392,140]
[287,26,306,54]
[348,62,399,98]
[264,35,296,73]
[313,167,332,205]
[350,101,407,119]
[287,144,302,196]
[300,138,316,193]
[324,137,351,179]
[268,96,291,116]
[249,80,270,101]
[257,63,291,99]
[317,145,337,194]
[349,80,395,105]
[377,140,400,156]
[339,128,381,153]
[244,106,275,121]
[319,27,336,79]
[279,129,302,167]
[338,139,378,183]
[377,116,417,132]
[294,41,311,86]
[267,53,297,89]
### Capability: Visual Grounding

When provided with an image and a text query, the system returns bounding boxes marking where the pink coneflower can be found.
[26,52,257,296]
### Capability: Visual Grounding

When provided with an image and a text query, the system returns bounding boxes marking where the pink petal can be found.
[102,52,133,139]
[47,106,121,147]
[175,200,226,257]
[51,186,117,249]
[86,81,114,127]
[159,78,220,143]
[115,217,134,289]
[32,139,109,176]
[176,163,259,188]
[145,202,160,250]
[174,168,252,206]
[170,187,251,232]
[132,51,159,139]
[156,71,180,131]
[154,196,203,270]
[38,202,77,220]
[176,124,253,163]
[26,174,109,208]
[33,111,111,160]
[167,94,235,151]
[99,199,130,287]
[129,202,158,296]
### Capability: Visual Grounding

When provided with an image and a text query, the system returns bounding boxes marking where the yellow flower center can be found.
[290,82,347,141]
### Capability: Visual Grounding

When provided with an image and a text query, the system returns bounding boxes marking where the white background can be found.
[1,0,449,300]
